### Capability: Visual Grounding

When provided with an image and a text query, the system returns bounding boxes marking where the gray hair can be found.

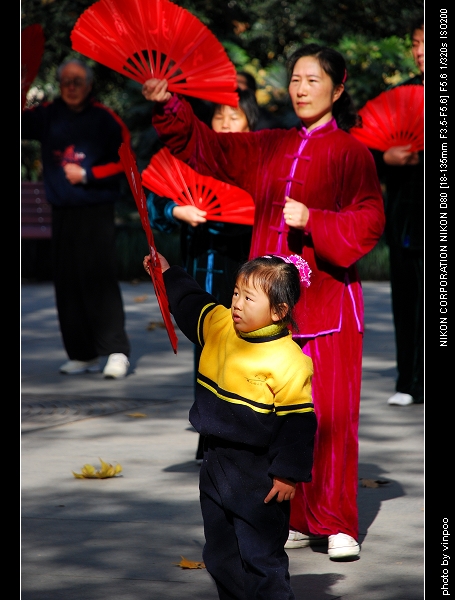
[57,58,94,84]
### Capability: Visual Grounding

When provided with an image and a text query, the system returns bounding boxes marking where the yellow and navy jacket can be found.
[164,266,317,483]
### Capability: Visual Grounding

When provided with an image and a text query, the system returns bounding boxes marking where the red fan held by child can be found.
[71,0,238,106]
[118,142,178,354]
[142,147,255,226]
[350,85,424,152]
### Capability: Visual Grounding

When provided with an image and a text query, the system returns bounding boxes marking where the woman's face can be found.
[211,105,250,133]
[288,56,343,131]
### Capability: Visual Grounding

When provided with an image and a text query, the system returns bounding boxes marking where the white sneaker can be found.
[284,530,327,549]
[59,358,100,375]
[103,353,129,379]
[387,392,413,406]
[328,533,360,559]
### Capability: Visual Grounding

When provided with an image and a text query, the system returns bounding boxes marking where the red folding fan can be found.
[118,142,178,354]
[142,147,255,226]
[71,0,238,106]
[351,85,424,152]
[21,24,45,109]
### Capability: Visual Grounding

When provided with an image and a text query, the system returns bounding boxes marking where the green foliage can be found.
[174,0,423,68]
[337,34,419,108]
[356,237,390,281]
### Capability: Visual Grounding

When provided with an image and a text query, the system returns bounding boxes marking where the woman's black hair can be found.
[286,44,360,131]
[211,87,260,131]
[235,255,301,331]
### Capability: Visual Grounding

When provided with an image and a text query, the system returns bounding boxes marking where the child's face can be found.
[211,105,250,133]
[231,277,280,333]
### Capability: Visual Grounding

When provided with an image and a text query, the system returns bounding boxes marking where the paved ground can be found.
[21,279,424,600]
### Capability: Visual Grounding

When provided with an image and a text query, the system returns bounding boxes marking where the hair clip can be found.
[263,254,312,288]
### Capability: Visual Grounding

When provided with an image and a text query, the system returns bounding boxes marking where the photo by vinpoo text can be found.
[441,518,450,596]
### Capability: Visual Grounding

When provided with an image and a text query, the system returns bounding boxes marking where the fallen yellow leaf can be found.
[126,413,147,418]
[359,478,389,488]
[134,295,148,303]
[72,458,122,479]
[147,321,167,331]
[174,556,206,569]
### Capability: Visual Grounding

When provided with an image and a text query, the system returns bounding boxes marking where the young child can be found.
[146,87,260,464]
[144,252,317,600]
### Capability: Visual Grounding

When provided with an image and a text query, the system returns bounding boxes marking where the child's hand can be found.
[173,204,207,227]
[156,252,170,272]
[143,255,152,275]
[264,477,296,503]
[143,253,170,275]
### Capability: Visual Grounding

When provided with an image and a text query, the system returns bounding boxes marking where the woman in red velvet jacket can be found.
[142,43,385,561]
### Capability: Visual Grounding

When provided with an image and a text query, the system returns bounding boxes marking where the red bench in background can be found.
[21,181,52,239]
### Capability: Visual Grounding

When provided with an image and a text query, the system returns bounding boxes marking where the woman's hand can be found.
[383,145,420,166]
[143,252,170,275]
[173,205,207,227]
[283,197,309,229]
[142,78,171,103]
[264,477,297,503]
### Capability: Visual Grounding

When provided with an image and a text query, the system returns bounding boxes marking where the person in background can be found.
[146,87,260,463]
[142,42,385,560]
[237,70,281,129]
[371,16,424,406]
[144,251,317,600]
[21,58,131,378]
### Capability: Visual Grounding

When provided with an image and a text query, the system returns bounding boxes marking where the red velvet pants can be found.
[290,293,363,540]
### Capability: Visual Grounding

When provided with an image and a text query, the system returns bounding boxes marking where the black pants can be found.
[52,203,130,361]
[200,437,294,600]
[389,245,423,403]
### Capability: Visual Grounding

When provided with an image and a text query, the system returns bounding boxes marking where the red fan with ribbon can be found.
[71,0,238,106]
[351,85,424,152]
[118,142,178,354]
[21,24,45,109]
[142,147,255,226]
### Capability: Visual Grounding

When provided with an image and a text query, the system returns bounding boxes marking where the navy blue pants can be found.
[200,436,294,600]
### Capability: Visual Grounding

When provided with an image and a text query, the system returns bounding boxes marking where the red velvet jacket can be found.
[152,95,385,338]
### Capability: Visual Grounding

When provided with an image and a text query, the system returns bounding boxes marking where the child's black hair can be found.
[235,255,301,331]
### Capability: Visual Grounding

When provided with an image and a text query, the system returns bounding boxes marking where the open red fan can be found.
[21,24,45,109]
[71,0,238,106]
[118,142,178,354]
[351,85,424,152]
[142,147,255,226]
